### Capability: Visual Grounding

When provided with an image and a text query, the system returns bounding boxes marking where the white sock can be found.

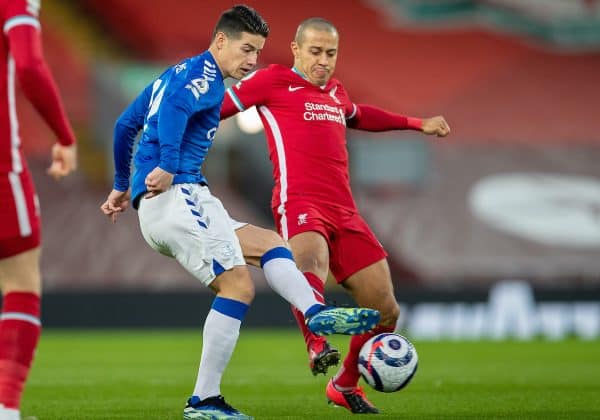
[0,405,20,420]
[192,297,248,400]
[261,247,322,316]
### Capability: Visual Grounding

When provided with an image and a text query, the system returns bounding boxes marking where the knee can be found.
[237,225,289,268]
[260,232,289,264]
[293,252,327,276]
[263,230,286,251]
[232,274,255,304]
[235,281,255,304]
[213,269,256,305]
[379,300,400,327]
[0,253,42,295]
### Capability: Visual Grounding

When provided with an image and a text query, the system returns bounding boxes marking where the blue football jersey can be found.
[112,50,224,208]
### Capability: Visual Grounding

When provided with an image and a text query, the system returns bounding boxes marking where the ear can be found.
[214,31,227,50]
[290,41,299,58]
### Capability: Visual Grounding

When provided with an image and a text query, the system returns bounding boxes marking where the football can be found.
[358,333,419,393]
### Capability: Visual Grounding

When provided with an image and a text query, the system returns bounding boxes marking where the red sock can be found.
[0,292,41,409]
[304,272,325,305]
[334,324,395,389]
[291,272,325,351]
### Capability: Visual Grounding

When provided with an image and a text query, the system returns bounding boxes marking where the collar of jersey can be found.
[291,66,328,89]
[292,66,307,80]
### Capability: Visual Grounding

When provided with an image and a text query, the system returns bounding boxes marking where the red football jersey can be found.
[222,65,359,212]
[0,0,75,174]
[1,0,75,254]
[0,0,39,174]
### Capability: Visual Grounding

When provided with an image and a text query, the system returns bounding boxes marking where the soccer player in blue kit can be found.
[100,5,380,419]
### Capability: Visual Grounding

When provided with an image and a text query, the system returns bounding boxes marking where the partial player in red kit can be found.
[221,17,449,413]
[0,0,77,418]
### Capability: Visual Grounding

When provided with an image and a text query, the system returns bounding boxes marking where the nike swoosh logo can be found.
[288,85,305,92]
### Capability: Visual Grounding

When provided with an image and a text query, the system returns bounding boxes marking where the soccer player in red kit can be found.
[221,17,449,413]
[0,1,77,418]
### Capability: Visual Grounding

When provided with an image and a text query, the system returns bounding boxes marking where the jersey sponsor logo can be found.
[339,109,347,126]
[174,62,187,74]
[186,77,209,100]
[297,213,308,225]
[303,102,346,126]
[206,127,217,141]
[288,85,305,92]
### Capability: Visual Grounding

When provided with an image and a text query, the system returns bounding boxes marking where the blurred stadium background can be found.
[17,0,600,340]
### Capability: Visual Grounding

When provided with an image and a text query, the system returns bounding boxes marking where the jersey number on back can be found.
[147,79,166,119]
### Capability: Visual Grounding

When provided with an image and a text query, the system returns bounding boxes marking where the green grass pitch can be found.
[22,330,600,419]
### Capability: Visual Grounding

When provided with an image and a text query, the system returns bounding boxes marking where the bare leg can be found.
[333,258,400,389]
[235,224,284,268]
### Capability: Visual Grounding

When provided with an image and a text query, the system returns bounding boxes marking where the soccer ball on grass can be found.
[358,333,418,392]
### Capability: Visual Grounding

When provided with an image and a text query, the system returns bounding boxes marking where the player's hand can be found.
[144,167,174,198]
[47,143,77,180]
[422,116,450,137]
[101,189,131,223]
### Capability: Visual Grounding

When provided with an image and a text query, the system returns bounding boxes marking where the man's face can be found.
[291,28,338,86]
[219,32,266,79]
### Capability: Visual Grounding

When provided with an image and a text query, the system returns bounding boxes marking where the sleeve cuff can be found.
[113,179,129,192]
[158,162,177,174]
[406,117,422,130]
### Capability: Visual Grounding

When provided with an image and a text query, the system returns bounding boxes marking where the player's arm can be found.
[101,86,151,222]
[143,92,192,198]
[6,18,78,178]
[145,76,211,198]
[347,104,450,137]
[113,84,152,192]
[220,68,271,120]
[155,97,191,176]
[221,91,242,119]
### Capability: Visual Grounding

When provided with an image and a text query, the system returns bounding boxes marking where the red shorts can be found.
[273,201,387,282]
[0,171,41,258]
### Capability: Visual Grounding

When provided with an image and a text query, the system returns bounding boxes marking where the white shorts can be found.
[231,219,248,231]
[138,183,245,286]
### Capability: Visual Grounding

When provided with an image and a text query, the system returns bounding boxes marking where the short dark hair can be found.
[213,4,269,40]
[295,17,337,45]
